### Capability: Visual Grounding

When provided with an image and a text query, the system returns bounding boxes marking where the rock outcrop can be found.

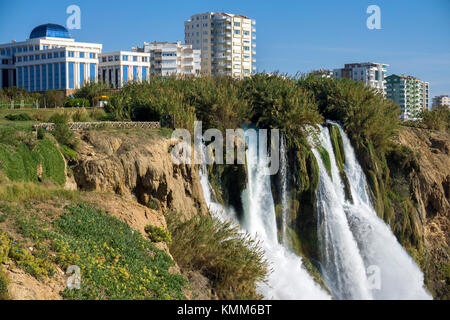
[395,127,449,299]
[71,130,208,220]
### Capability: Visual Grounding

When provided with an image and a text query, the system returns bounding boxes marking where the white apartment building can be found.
[333,62,389,95]
[0,23,102,94]
[98,51,150,88]
[184,12,256,78]
[136,41,201,76]
[432,95,450,110]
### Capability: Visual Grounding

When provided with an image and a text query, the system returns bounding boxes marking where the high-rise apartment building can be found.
[333,62,389,95]
[184,12,256,78]
[98,51,150,89]
[0,23,102,95]
[136,41,201,76]
[386,74,430,121]
[432,95,450,110]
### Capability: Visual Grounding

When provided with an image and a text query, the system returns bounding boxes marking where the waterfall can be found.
[312,122,432,300]
[279,135,289,244]
[198,138,330,300]
[311,126,373,300]
[335,123,432,300]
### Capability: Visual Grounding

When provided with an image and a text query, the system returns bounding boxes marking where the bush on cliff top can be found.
[166,212,268,300]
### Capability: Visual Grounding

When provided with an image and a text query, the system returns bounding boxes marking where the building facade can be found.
[98,51,150,88]
[136,41,200,76]
[333,62,389,95]
[432,95,450,110]
[184,12,256,78]
[0,24,102,95]
[386,74,430,121]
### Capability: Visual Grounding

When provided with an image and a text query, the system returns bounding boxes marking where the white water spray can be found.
[312,122,431,300]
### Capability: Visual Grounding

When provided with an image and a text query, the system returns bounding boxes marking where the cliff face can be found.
[71,130,208,219]
[394,127,449,299]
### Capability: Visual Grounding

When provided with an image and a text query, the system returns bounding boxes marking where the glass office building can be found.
[0,23,102,94]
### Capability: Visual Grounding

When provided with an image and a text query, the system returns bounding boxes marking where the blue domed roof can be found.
[29,24,72,39]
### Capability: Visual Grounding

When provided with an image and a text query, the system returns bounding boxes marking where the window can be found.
[142,65,147,81]
[60,52,65,57]
[48,64,53,90]
[80,62,85,87]
[47,53,52,58]
[30,66,34,91]
[243,31,250,36]
[60,62,66,89]
[68,62,74,89]
[18,47,22,53]
[35,45,39,50]
[234,30,240,35]
[42,64,47,90]
[133,66,137,81]
[68,51,74,57]
[133,56,137,62]
[24,66,29,91]
[23,47,28,52]
[34,66,44,90]
[24,56,28,62]
[90,63,96,82]
[18,67,23,88]
[54,63,59,89]
[90,53,96,59]
[102,57,107,62]
[243,46,250,51]
[122,55,128,61]
[0,49,4,55]
[29,55,34,61]
[18,57,22,62]
[79,52,85,58]
[234,22,241,27]
[122,65,128,83]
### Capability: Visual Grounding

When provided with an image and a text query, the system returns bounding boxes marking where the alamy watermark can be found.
[171,121,280,175]
[366,5,381,30]
[66,265,81,290]
[66,5,81,30]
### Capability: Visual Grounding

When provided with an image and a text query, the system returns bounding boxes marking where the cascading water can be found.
[311,127,373,300]
[198,138,330,300]
[198,122,431,300]
[335,122,432,300]
[279,135,289,244]
[312,122,432,300]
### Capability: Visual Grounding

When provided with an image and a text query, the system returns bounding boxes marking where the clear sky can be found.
[0,0,449,96]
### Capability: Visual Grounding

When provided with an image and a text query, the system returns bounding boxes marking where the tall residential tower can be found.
[136,41,201,77]
[184,12,256,78]
[333,62,389,95]
[386,74,430,121]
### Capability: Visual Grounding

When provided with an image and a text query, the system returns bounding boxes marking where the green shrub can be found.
[166,212,268,300]
[37,127,46,140]
[71,108,91,122]
[0,138,65,185]
[420,106,450,132]
[88,108,108,121]
[0,266,8,300]
[60,145,77,161]
[319,147,332,179]
[5,113,31,121]
[145,225,172,245]
[64,97,90,108]
[49,113,78,150]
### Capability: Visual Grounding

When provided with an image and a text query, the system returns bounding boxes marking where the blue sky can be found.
[0,0,449,96]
